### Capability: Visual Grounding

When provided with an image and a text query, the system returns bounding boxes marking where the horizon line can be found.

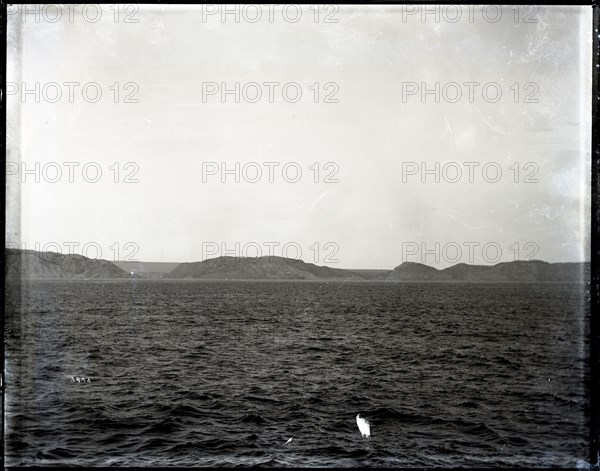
[6,248,591,271]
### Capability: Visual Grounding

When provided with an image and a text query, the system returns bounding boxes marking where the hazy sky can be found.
[6,5,592,269]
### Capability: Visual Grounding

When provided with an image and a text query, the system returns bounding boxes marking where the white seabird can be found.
[285,437,293,445]
[356,414,371,438]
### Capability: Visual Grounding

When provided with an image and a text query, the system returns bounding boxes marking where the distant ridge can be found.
[4,248,590,282]
[5,248,131,279]
[166,256,365,280]
[387,260,590,282]
[169,257,589,282]
[386,261,451,281]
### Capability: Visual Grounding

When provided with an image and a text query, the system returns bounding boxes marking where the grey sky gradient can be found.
[6,5,592,269]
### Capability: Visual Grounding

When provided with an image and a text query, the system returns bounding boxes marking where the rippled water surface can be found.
[4,280,589,466]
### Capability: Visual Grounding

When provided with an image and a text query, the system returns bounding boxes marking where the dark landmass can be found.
[5,249,131,279]
[387,260,590,282]
[171,257,589,282]
[4,249,590,282]
[387,261,452,281]
[167,256,365,280]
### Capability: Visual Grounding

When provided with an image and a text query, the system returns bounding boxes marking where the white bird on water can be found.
[285,437,293,445]
[356,414,371,438]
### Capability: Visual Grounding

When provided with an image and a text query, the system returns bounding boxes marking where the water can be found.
[4,280,589,466]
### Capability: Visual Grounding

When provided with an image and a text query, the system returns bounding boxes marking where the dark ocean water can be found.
[4,280,590,467]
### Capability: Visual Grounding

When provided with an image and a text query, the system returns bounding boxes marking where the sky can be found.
[6,5,592,269]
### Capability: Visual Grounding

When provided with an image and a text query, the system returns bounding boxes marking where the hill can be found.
[5,248,589,282]
[5,249,131,279]
[386,262,452,281]
[387,260,590,282]
[167,256,364,280]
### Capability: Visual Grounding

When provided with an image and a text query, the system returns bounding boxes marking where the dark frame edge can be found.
[591,2,599,469]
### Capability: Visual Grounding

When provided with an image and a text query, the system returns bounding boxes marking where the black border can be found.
[1,1,8,468]
[1,2,597,470]
[590,2,599,469]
